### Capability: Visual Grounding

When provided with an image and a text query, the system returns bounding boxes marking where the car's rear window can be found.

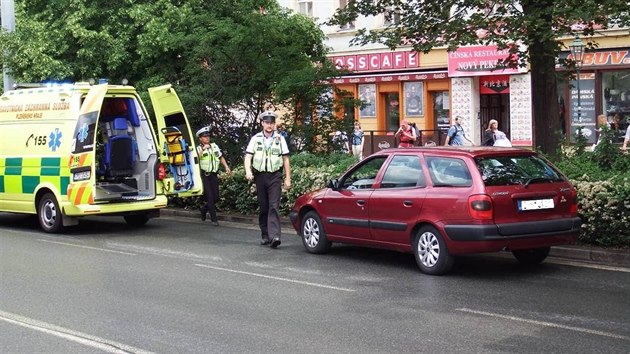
[475,155,566,186]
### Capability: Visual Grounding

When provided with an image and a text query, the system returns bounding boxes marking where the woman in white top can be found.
[483,119,512,147]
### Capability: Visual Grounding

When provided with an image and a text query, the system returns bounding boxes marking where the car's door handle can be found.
[403,200,413,207]
[357,200,365,206]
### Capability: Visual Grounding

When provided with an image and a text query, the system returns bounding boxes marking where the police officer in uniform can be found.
[244,111,291,248]
[196,126,231,225]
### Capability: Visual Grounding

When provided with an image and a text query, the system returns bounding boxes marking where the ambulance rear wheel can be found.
[38,193,64,233]
[124,214,149,227]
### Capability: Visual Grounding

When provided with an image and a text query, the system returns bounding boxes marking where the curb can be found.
[160,208,630,269]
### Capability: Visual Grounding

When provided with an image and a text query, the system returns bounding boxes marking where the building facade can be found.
[279,1,630,148]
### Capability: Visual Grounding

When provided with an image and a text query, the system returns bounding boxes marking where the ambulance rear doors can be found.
[148,85,203,197]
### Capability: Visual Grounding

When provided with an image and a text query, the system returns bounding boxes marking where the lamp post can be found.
[569,36,585,123]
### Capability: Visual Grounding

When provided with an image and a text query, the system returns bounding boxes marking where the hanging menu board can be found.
[569,73,596,143]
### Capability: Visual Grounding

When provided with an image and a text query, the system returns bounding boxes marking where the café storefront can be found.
[560,47,630,144]
[331,50,451,149]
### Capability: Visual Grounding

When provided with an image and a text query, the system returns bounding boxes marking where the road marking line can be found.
[0,310,153,354]
[37,239,136,256]
[546,259,630,273]
[195,263,356,292]
[456,308,629,341]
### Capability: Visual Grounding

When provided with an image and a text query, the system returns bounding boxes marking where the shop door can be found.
[431,91,450,145]
[384,93,400,132]
[480,94,510,140]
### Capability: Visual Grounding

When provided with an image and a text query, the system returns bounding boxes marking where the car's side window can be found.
[340,156,387,190]
[426,156,472,187]
[380,155,426,189]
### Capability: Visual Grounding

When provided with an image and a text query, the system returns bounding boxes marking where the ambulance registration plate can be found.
[518,199,554,211]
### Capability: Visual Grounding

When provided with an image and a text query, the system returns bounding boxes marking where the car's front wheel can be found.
[512,247,550,265]
[301,211,331,254]
[413,226,453,275]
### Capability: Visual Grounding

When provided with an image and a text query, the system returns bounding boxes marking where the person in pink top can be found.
[396,120,417,148]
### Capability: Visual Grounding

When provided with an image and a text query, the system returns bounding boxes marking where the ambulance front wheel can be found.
[38,193,64,233]
[124,214,150,227]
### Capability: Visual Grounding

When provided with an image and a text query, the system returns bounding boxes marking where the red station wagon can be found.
[289,147,581,275]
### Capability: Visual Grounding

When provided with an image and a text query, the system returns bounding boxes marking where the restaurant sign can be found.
[448,45,524,77]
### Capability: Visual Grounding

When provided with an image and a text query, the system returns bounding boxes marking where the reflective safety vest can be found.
[197,143,220,173]
[252,133,283,173]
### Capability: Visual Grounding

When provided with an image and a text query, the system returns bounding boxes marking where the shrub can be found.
[574,177,630,247]
[170,152,358,215]
[550,138,630,248]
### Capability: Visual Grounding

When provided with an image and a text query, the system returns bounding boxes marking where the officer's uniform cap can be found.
[259,111,277,123]
[196,126,210,137]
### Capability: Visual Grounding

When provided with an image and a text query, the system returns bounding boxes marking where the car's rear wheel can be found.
[301,211,331,254]
[124,214,150,227]
[413,226,453,275]
[512,247,550,265]
[38,193,64,233]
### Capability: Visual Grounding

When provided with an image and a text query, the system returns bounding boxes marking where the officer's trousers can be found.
[200,171,219,222]
[253,170,282,241]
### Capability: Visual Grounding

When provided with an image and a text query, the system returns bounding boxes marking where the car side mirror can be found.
[327,179,339,190]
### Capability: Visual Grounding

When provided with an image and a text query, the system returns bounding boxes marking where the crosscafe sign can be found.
[332,51,421,72]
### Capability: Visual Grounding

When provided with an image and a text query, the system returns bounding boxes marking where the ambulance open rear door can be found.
[148,84,203,197]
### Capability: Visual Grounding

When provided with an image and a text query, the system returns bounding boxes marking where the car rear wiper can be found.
[523,177,554,189]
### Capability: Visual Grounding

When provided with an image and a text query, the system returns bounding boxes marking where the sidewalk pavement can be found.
[161,208,630,269]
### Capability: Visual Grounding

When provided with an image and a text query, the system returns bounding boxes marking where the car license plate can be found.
[518,198,554,211]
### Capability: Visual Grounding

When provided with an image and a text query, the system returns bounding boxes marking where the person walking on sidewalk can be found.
[244,111,291,248]
[196,126,231,226]
[445,116,475,146]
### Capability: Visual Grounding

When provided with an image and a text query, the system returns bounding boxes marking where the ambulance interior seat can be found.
[104,117,136,177]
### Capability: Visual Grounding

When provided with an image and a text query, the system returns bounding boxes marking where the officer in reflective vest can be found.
[244,111,291,248]
[196,126,231,225]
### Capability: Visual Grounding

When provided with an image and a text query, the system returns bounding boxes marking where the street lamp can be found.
[570,36,585,123]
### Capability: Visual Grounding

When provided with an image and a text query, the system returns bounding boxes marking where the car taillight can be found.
[570,187,578,214]
[468,194,493,220]
[157,163,167,180]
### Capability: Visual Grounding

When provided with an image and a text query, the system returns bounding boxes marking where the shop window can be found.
[602,70,630,143]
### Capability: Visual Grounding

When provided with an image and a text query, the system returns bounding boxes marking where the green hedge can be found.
[169,152,358,215]
[551,129,630,248]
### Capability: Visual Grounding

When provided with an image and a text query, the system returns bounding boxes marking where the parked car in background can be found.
[289,147,581,275]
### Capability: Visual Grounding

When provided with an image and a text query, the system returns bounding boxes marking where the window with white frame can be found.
[298,0,313,17]
[384,5,401,26]
[338,0,356,30]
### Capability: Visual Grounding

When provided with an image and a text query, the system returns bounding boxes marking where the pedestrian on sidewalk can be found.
[196,126,231,226]
[244,111,291,248]
[395,119,416,148]
[351,121,364,160]
[445,116,475,146]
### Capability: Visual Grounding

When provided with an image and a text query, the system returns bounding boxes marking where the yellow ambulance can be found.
[0,82,203,232]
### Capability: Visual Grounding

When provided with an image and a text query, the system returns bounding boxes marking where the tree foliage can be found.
[329,0,630,154]
[0,0,347,165]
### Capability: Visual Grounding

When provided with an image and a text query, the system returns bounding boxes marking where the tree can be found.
[0,0,346,164]
[329,0,630,154]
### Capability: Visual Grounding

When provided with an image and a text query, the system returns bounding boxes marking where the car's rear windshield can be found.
[475,155,566,186]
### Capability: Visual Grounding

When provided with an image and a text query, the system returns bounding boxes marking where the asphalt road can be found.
[1,213,629,353]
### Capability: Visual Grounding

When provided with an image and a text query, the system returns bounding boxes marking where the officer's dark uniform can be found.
[196,127,228,225]
[245,112,290,248]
